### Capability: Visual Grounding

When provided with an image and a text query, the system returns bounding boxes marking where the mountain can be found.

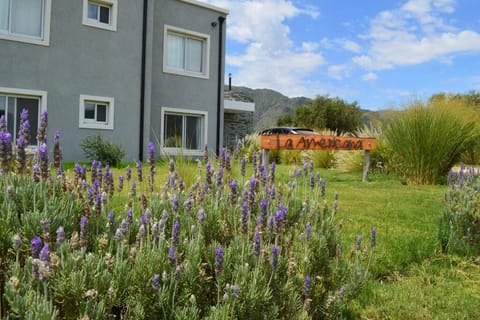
[227,86,379,130]
[227,86,310,130]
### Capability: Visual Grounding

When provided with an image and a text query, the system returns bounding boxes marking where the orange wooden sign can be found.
[260,134,377,151]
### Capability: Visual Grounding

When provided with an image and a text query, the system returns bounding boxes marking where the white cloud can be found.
[354,0,480,71]
[204,0,324,97]
[328,65,349,80]
[336,39,362,53]
[362,72,378,81]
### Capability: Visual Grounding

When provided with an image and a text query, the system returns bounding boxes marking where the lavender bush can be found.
[439,165,480,256]
[0,125,374,319]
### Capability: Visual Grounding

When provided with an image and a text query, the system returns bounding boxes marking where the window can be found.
[0,0,51,46]
[79,95,114,130]
[161,107,208,155]
[82,0,117,31]
[0,87,47,145]
[164,25,210,79]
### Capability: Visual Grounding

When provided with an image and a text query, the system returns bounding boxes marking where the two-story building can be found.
[0,0,229,161]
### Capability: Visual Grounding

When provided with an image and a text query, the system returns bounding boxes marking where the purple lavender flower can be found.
[126,165,132,181]
[148,142,155,160]
[229,180,238,205]
[152,274,160,291]
[172,194,179,213]
[118,175,124,192]
[356,234,363,251]
[252,151,257,176]
[270,162,276,184]
[168,247,176,266]
[206,162,213,186]
[145,208,152,222]
[0,131,12,172]
[0,115,5,132]
[39,244,50,263]
[241,157,246,177]
[225,152,232,172]
[303,159,308,176]
[371,226,377,247]
[56,226,65,243]
[309,172,315,189]
[260,199,268,220]
[217,166,224,188]
[31,236,42,258]
[303,275,311,296]
[321,179,327,198]
[174,265,182,280]
[241,202,249,234]
[183,198,193,212]
[267,215,274,234]
[272,246,279,270]
[80,216,88,234]
[306,222,312,241]
[169,158,175,173]
[215,246,224,275]
[253,230,261,257]
[136,161,143,182]
[36,110,47,144]
[130,179,136,197]
[197,208,206,225]
[219,147,226,168]
[172,220,180,246]
[294,167,301,180]
[260,164,267,186]
[126,208,133,225]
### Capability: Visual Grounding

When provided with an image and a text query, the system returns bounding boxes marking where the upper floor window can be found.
[82,0,117,31]
[0,0,51,46]
[0,87,47,145]
[79,94,114,130]
[164,25,210,79]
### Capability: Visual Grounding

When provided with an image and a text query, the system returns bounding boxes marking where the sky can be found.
[205,0,480,110]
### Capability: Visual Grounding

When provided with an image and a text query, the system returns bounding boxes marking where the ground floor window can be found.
[161,107,207,155]
[0,87,47,145]
[79,94,114,130]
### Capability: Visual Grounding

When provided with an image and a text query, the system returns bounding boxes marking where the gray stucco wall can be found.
[148,0,226,158]
[0,0,226,162]
[0,1,143,161]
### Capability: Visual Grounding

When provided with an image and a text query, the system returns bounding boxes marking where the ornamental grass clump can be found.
[439,166,480,256]
[384,102,477,184]
[0,136,374,319]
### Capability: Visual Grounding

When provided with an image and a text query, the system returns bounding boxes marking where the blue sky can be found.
[205,0,480,110]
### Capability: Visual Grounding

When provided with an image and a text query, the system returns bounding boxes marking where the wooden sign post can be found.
[260,134,377,182]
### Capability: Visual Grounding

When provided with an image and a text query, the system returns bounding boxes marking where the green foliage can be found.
[384,102,477,184]
[291,95,362,134]
[0,149,372,319]
[80,134,126,167]
[439,167,480,256]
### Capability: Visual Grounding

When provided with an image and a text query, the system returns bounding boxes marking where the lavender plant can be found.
[0,135,375,319]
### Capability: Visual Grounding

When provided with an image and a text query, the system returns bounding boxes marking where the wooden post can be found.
[362,150,370,182]
[262,149,270,167]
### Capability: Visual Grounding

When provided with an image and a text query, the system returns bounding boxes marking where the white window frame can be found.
[79,94,114,130]
[0,0,52,46]
[0,87,47,147]
[161,107,208,156]
[82,0,117,31]
[163,25,210,79]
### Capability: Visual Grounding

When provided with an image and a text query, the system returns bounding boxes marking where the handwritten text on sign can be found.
[260,134,377,151]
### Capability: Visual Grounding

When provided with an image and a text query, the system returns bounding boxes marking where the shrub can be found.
[0,149,374,319]
[439,166,480,256]
[80,134,126,167]
[384,102,477,184]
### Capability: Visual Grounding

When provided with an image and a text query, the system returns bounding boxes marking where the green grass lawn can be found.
[61,162,480,319]
[309,169,480,319]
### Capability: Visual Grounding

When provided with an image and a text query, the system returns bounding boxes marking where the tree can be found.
[285,95,362,134]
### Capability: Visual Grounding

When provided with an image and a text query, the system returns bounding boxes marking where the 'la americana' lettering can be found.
[282,136,364,150]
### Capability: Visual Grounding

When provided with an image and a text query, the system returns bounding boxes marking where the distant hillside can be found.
[227,86,377,131]
[227,86,310,130]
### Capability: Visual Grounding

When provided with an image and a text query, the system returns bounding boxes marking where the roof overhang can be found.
[179,0,229,15]
[224,99,255,113]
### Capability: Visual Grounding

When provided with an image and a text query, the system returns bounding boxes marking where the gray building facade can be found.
[0,0,228,161]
